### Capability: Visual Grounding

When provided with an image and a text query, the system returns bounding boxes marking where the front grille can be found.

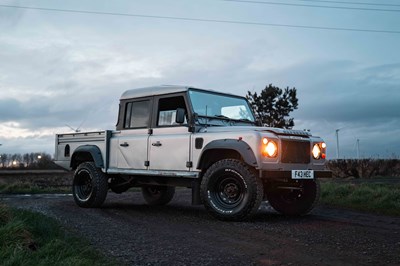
[281,139,310,164]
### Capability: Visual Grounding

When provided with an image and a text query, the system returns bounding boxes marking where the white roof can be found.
[120,85,246,100]
[120,85,191,100]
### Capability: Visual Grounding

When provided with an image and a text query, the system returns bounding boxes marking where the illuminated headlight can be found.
[312,144,321,159]
[262,138,278,158]
[312,143,326,160]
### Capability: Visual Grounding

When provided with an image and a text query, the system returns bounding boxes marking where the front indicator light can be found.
[262,138,278,158]
[312,144,321,159]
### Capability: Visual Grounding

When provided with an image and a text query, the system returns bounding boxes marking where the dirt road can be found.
[1,190,399,266]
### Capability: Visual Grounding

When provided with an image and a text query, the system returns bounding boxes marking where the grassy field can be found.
[320,181,400,216]
[0,203,116,266]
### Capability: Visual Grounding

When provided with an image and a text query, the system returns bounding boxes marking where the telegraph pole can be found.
[356,139,360,159]
[335,129,340,159]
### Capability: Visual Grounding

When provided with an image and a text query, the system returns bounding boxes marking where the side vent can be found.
[195,138,204,149]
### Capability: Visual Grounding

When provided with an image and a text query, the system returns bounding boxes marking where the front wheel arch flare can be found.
[197,139,258,170]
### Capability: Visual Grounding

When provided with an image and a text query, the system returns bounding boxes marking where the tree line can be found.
[327,159,400,178]
[0,153,56,169]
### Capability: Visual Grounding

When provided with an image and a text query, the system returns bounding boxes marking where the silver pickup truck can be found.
[55,85,331,221]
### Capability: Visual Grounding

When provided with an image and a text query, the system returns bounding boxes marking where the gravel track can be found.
[1,190,399,266]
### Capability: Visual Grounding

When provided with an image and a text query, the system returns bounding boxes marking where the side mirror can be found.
[175,108,186,124]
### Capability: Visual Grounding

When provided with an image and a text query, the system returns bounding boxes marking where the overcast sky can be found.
[0,0,399,159]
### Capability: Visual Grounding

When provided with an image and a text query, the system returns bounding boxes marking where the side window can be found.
[157,96,187,127]
[124,100,151,129]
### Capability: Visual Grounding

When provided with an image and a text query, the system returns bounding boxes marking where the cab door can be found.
[148,94,191,171]
[117,99,152,170]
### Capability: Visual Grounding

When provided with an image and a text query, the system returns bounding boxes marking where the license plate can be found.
[292,170,314,179]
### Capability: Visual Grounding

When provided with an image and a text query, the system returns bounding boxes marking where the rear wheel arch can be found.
[71,145,104,170]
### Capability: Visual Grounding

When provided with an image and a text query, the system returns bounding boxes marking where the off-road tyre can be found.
[142,186,175,206]
[73,162,108,208]
[266,179,320,216]
[200,159,263,221]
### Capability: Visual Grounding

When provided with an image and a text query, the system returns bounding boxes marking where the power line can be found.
[222,0,400,12]
[295,0,400,8]
[0,4,399,34]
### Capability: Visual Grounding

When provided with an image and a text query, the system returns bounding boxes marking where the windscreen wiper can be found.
[215,115,255,125]
[214,115,231,120]
[235,118,256,124]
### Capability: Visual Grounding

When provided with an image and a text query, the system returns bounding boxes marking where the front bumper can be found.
[260,170,332,181]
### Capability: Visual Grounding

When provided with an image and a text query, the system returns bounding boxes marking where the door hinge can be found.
[186,161,193,168]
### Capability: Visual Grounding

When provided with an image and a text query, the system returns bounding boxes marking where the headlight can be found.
[312,143,326,159]
[262,138,278,158]
[312,144,321,159]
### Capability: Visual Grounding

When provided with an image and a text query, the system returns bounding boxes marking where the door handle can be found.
[152,141,162,147]
[120,142,129,147]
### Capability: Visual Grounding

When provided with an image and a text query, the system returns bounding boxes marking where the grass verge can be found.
[0,202,116,266]
[320,181,400,216]
[0,183,70,194]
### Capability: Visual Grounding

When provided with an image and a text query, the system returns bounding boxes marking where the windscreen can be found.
[188,89,255,122]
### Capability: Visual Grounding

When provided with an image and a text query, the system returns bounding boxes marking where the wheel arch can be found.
[71,145,104,170]
[196,139,258,171]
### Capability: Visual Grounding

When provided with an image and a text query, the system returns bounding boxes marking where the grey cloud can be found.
[0,1,24,28]
[279,62,400,123]
[0,98,21,120]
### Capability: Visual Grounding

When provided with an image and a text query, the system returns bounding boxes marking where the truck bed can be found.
[55,131,109,170]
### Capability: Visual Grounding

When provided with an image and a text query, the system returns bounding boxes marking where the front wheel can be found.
[72,162,108,208]
[200,159,263,221]
[266,180,320,216]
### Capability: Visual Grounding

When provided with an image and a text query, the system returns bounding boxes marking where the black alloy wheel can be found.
[201,159,263,221]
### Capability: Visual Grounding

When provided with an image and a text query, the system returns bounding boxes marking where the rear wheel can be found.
[266,180,320,216]
[201,159,263,221]
[73,162,108,208]
[141,186,175,206]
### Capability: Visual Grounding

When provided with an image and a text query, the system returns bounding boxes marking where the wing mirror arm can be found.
[188,112,198,133]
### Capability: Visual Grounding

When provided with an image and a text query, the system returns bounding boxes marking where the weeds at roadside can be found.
[320,182,400,216]
[0,202,116,266]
